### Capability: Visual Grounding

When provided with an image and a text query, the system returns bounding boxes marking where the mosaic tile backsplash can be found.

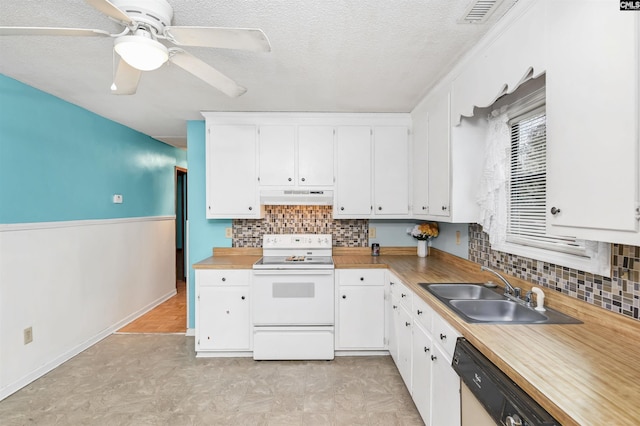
[468,223,640,321]
[233,205,368,247]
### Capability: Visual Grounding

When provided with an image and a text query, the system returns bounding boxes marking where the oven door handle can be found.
[252,269,335,276]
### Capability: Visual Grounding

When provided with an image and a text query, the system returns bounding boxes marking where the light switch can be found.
[113,194,123,204]
[369,227,376,238]
[456,231,461,245]
[225,227,233,238]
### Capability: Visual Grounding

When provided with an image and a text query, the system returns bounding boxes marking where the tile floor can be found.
[0,334,424,425]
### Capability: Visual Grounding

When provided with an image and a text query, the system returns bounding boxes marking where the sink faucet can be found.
[480,266,517,297]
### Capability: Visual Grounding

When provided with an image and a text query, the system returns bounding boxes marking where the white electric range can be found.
[252,234,335,360]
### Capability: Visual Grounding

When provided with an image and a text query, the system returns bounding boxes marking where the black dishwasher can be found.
[452,338,560,426]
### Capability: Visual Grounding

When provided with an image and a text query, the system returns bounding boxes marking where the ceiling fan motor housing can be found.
[111,0,173,35]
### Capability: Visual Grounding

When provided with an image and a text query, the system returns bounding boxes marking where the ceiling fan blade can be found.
[111,55,142,95]
[0,27,110,37]
[168,50,247,98]
[165,27,271,52]
[85,0,132,25]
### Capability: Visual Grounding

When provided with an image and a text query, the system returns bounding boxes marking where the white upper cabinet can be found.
[412,102,429,218]
[298,126,335,187]
[426,88,452,219]
[545,1,640,244]
[259,125,334,188]
[205,124,263,219]
[334,126,373,217]
[373,126,411,217]
[258,125,296,186]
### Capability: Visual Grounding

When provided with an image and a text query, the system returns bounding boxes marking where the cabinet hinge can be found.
[636,204,640,220]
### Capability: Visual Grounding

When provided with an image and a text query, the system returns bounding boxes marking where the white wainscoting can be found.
[0,216,176,400]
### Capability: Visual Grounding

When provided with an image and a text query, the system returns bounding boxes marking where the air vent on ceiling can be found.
[458,0,506,24]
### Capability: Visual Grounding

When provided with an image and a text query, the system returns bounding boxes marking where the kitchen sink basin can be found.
[449,299,548,323]
[419,283,582,325]
[422,283,504,300]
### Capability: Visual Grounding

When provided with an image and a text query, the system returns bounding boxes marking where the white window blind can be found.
[507,107,586,256]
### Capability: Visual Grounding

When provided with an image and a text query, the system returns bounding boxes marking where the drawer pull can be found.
[405,322,411,327]
[440,333,446,340]
[241,296,245,300]
[431,355,437,361]
[401,293,407,298]
[417,310,423,315]
[424,346,430,353]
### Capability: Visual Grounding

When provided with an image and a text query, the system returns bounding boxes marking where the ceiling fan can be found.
[0,0,271,97]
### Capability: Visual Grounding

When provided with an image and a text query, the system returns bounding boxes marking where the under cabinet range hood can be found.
[259,189,333,206]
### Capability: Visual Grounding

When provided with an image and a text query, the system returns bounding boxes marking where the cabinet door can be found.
[430,344,461,426]
[388,295,400,365]
[206,125,259,218]
[412,322,433,425]
[298,126,335,186]
[336,285,385,350]
[427,90,451,218]
[335,126,372,217]
[373,126,410,216]
[397,304,413,391]
[197,286,250,351]
[412,104,429,217]
[258,125,296,186]
[546,1,639,237]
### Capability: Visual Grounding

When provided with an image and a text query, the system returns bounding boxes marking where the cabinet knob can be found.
[401,293,407,298]
[360,277,364,281]
[440,333,446,340]
[288,177,292,182]
[342,295,346,299]
[221,277,226,282]
[390,281,395,286]
[431,355,437,361]
[550,206,561,215]
[405,322,411,327]
[417,310,423,315]
[248,206,253,211]
[241,296,245,300]
[301,177,306,182]
[441,206,447,211]
[340,207,345,211]
[422,206,427,210]
[424,346,430,353]
[378,206,382,211]
[392,305,398,310]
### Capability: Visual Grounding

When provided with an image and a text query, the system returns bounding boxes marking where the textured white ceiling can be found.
[0,0,515,148]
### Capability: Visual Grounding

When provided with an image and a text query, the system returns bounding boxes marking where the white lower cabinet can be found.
[335,269,386,350]
[430,342,461,426]
[411,321,433,423]
[195,270,251,354]
[388,276,462,426]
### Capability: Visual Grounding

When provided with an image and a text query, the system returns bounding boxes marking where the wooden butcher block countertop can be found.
[194,246,640,425]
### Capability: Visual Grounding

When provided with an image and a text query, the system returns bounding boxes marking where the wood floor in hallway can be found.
[117,280,186,334]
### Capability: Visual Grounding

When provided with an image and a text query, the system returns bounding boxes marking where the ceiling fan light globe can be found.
[114,36,168,71]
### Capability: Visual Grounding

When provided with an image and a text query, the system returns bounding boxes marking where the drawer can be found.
[412,296,434,331]
[337,269,385,286]
[197,269,250,286]
[432,312,461,361]
[391,280,412,311]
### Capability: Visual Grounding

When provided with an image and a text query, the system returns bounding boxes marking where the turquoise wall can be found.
[186,120,230,328]
[0,74,186,224]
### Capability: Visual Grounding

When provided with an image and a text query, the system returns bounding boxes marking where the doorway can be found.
[176,167,187,281]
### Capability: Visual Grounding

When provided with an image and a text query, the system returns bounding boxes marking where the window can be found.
[507,106,586,256]
[480,86,610,276]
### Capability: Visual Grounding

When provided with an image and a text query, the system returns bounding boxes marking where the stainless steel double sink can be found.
[420,283,581,324]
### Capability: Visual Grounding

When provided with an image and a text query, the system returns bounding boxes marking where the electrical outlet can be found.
[24,327,33,345]
[369,227,376,238]
[456,231,461,245]
[225,227,233,238]
[112,194,123,204]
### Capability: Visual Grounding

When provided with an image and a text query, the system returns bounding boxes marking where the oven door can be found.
[252,269,335,325]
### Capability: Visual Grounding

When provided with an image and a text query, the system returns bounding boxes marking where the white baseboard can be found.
[185,328,196,337]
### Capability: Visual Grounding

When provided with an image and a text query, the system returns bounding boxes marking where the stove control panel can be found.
[263,234,332,249]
